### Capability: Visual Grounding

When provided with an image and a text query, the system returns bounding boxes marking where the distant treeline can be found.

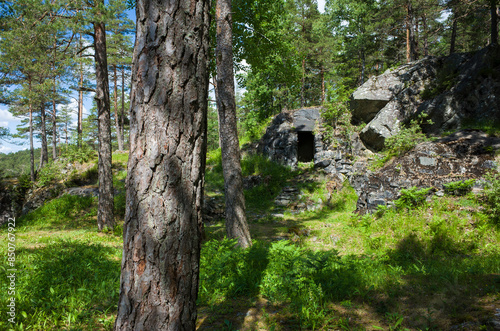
[0,149,41,178]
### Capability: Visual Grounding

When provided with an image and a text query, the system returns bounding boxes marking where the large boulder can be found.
[350,67,405,124]
[354,46,500,151]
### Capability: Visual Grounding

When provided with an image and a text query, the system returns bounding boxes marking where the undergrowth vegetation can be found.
[1,149,500,330]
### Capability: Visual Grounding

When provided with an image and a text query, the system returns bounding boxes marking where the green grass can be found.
[0,195,122,331]
[2,151,500,330]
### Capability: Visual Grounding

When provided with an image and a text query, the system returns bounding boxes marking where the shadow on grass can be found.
[0,240,121,329]
[197,230,500,330]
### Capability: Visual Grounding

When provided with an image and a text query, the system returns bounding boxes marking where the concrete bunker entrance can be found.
[297,131,315,162]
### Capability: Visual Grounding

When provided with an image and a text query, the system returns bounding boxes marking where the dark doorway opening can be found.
[297,131,315,162]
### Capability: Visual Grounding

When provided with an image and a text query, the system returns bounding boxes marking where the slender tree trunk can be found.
[360,48,366,85]
[216,0,252,248]
[301,57,305,107]
[321,65,325,105]
[114,0,210,329]
[120,66,125,149]
[78,35,84,148]
[78,71,83,148]
[491,0,498,45]
[450,16,458,55]
[52,79,57,160]
[422,13,429,56]
[39,103,48,169]
[406,2,417,62]
[93,8,114,231]
[113,65,124,151]
[29,103,35,182]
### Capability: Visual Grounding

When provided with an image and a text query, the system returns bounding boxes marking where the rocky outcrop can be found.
[258,108,323,168]
[353,46,500,151]
[353,130,500,213]
[0,184,14,224]
[22,184,65,215]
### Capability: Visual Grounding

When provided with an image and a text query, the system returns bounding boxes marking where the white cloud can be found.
[0,108,16,122]
[318,0,325,13]
[0,121,8,128]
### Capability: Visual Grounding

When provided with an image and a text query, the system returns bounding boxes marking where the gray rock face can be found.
[258,112,298,168]
[353,130,500,213]
[353,46,500,151]
[293,107,321,131]
[350,68,404,124]
[0,185,14,224]
[258,108,323,169]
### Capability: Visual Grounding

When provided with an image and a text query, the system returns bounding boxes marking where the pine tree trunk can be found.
[360,48,366,85]
[301,57,305,107]
[406,2,417,62]
[93,9,114,231]
[216,0,252,248]
[29,103,35,182]
[39,103,48,169]
[450,16,457,55]
[422,13,429,56]
[114,0,210,329]
[113,65,124,151]
[120,66,125,149]
[78,69,83,148]
[321,66,325,105]
[491,0,498,45]
[78,34,84,148]
[52,78,57,160]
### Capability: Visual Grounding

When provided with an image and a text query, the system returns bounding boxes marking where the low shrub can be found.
[36,161,62,187]
[484,173,500,224]
[443,179,475,196]
[395,186,432,210]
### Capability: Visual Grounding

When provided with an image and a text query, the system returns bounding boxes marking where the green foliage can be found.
[484,173,500,224]
[10,173,33,214]
[199,238,268,305]
[60,144,97,164]
[443,179,475,196]
[0,240,121,330]
[64,164,98,188]
[321,85,355,141]
[0,148,41,178]
[395,186,432,210]
[241,154,295,210]
[19,194,96,229]
[36,160,63,187]
[239,111,273,144]
[384,115,433,156]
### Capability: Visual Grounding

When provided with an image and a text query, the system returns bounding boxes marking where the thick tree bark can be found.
[216,0,252,248]
[94,11,115,231]
[113,65,124,151]
[39,103,48,169]
[114,0,210,329]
